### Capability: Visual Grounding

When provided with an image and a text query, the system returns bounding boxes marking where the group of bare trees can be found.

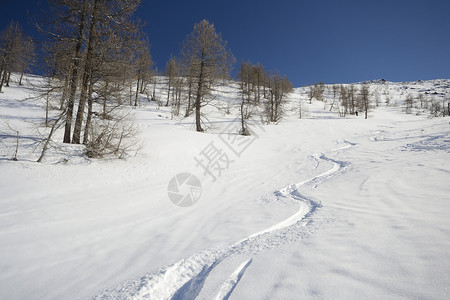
[238,62,267,105]
[2,12,296,160]
[319,82,450,119]
[264,72,293,123]
[404,93,449,117]
[0,21,34,92]
[237,62,293,133]
[307,83,373,119]
[308,82,325,103]
[158,20,236,131]
[37,0,151,158]
[161,21,293,135]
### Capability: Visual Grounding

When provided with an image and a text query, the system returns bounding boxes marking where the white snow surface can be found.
[1,75,450,299]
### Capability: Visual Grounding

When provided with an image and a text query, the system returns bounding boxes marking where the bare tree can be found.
[41,0,144,144]
[337,85,348,117]
[359,84,371,119]
[180,19,235,132]
[36,0,145,158]
[237,61,252,135]
[165,56,178,107]
[17,37,35,85]
[328,84,340,113]
[72,0,101,144]
[183,67,195,117]
[133,36,154,107]
[405,94,414,114]
[349,84,357,114]
[308,82,324,104]
[253,63,265,103]
[265,72,293,123]
[418,93,425,109]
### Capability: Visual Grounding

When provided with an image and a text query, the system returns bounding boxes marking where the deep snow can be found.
[0,76,449,299]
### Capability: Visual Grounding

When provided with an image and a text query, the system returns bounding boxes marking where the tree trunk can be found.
[103,80,109,118]
[351,95,355,114]
[240,93,247,134]
[195,53,205,132]
[134,70,141,107]
[176,80,182,116]
[45,91,50,127]
[270,92,274,122]
[299,99,302,119]
[19,71,24,85]
[129,82,133,106]
[0,69,6,92]
[139,77,145,94]
[72,71,90,143]
[83,78,94,144]
[274,96,279,122]
[60,74,69,110]
[72,0,99,144]
[185,76,192,117]
[63,0,87,144]
[365,102,368,119]
[5,71,11,87]
[166,80,171,107]
[152,78,156,101]
[37,112,64,163]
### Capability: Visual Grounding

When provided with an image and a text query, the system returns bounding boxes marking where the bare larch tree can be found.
[180,19,235,132]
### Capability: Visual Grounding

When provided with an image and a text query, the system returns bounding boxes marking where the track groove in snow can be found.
[214,258,252,300]
[93,142,353,300]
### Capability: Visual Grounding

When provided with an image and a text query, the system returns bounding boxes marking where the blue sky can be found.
[1,0,450,86]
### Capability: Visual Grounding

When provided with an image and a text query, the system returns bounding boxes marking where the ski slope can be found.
[0,76,449,299]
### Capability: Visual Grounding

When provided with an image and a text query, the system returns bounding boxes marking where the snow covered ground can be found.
[0,76,449,299]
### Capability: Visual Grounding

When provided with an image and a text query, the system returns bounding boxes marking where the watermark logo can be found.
[167,119,265,207]
[167,173,202,207]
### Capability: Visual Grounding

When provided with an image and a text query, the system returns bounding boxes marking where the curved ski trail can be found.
[94,141,354,300]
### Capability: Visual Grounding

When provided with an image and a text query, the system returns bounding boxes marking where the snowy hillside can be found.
[1,75,450,299]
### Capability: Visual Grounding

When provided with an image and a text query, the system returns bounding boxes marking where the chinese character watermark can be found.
[194,141,234,182]
[168,119,264,207]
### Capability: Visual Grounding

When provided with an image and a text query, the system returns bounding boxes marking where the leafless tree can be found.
[349,84,356,114]
[359,84,371,119]
[237,61,253,135]
[264,72,293,123]
[253,63,265,103]
[36,0,145,158]
[133,36,154,107]
[180,19,235,132]
[405,94,414,114]
[165,56,178,107]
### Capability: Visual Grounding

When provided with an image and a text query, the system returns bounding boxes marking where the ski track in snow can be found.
[93,141,354,300]
[214,258,253,300]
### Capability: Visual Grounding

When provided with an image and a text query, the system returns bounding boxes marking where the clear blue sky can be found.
[1,0,450,87]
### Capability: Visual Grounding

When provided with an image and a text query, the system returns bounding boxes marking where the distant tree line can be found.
[308,82,372,119]
[308,81,449,119]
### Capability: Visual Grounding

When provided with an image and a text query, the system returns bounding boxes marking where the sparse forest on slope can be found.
[2,0,449,162]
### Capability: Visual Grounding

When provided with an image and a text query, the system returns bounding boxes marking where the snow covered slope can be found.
[0,76,449,299]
